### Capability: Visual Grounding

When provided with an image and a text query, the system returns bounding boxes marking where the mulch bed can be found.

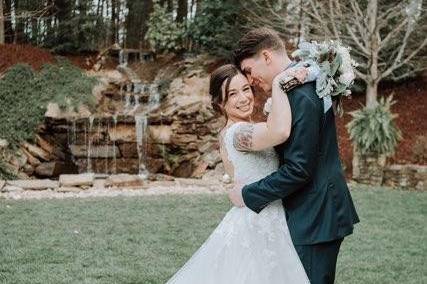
[337,76,427,175]
[0,44,97,73]
[0,44,56,73]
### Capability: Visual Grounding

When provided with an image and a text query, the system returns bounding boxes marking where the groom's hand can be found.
[229,183,245,207]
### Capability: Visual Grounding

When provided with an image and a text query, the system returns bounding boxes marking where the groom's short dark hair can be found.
[233,27,285,68]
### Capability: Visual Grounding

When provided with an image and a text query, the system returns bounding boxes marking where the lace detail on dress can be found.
[167,122,309,284]
[223,122,279,185]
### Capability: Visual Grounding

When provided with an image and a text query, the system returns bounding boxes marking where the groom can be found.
[229,28,359,284]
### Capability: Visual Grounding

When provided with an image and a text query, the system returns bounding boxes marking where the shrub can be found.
[347,96,402,156]
[145,2,186,53]
[0,62,97,149]
[412,135,427,163]
[188,0,246,57]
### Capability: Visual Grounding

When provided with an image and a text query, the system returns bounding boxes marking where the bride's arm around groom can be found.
[230,27,359,284]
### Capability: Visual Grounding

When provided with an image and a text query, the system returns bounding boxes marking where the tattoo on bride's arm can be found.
[233,124,254,151]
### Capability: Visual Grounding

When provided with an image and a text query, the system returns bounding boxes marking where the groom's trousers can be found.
[294,238,343,284]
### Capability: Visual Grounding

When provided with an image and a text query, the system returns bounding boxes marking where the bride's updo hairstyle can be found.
[209,64,240,119]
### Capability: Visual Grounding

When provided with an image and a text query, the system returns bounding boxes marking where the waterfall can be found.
[72,120,77,145]
[148,83,161,111]
[124,93,131,113]
[87,115,95,173]
[133,94,140,112]
[135,114,149,179]
[112,114,118,174]
[105,121,110,174]
[119,49,128,66]
[160,112,166,159]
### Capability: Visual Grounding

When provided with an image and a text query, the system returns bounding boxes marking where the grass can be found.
[0,186,425,284]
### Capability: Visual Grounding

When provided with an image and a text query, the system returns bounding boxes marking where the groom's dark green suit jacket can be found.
[242,82,359,246]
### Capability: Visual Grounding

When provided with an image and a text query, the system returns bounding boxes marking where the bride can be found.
[167,63,315,284]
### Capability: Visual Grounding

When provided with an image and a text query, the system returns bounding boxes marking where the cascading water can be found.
[67,65,163,176]
[135,114,149,178]
[105,121,110,174]
[133,82,161,178]
[87,115,95,173]
[112,114,118,174]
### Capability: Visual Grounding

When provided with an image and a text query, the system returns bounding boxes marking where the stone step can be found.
[7,179,59,190]
[59,174,95,187]
[105,174,146,188]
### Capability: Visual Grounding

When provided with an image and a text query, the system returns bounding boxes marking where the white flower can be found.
[263,98,272,115]
[339,72,355,86]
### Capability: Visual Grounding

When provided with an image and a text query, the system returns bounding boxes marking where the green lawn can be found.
[0,186,425,284]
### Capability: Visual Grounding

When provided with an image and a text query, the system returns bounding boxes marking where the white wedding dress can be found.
[167,122,309,284]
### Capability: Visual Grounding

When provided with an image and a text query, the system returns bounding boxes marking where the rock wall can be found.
[36,55,224,178]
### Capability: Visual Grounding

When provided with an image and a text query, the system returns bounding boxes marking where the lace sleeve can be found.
[223,122,249,155]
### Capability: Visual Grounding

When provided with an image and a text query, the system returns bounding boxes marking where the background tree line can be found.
[0,0,244,55]
[0,0,425,107]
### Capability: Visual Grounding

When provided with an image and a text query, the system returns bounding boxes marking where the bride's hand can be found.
[273,67,309,86]
[229,182,245,207]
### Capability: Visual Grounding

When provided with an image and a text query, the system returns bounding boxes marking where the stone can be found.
[146,158,164,173]
[45,102,62,119]
[148,173,175,182]
[60,173,95,187]
[118,143,138,158]
[23,164,35,176]
[0,180,5,191]
[75,158,140,174]
[93,179,106,189]
[352,148,386,186]
[2,185,24,192]
[22,142,51,162]
[199,141,219,153]
[92,81,110,98]
[21,148,41,167]
[105,174,146,188]
[56,187,83,193]
[0,139,9,149]
[201,150,221,168]
[16,172,31,180]
[173,161,195,178]
[70,145,121,158]
[10,150,28,169]
[191,161,209,178]
[170,134,199,145]
[35,135,56,156]
[75,132,105,145]
[78,105,93,118]
[149,125,172,144]
[108,125,136,142]
[35,162,71,178]
[7,179,58,190]
[382,164,427,190]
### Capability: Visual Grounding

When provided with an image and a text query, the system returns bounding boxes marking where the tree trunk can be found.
[366,81,379,108]
[0,0,4,44]
[141,0,153,48]
[125,0,153,49]
[111,0,117,44]
[177,0,187,23]
[4,0,12,43]
[13,0,25,44]
[56,0,74,47]
[366,0,379,108]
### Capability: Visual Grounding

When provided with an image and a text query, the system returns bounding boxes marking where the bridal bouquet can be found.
[291,40,357,100]
[263,41,356,116]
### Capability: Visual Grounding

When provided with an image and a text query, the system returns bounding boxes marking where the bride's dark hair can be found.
[209,64,240,120]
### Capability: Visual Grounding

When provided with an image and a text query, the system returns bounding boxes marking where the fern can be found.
[347,96,402,156]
